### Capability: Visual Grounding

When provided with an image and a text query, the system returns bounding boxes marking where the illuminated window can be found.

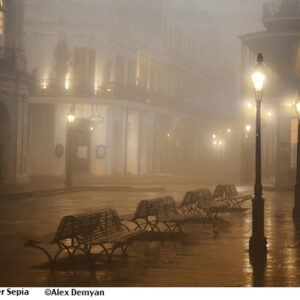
[0,0,4,45]
[291,118,298,144]
[291,118,298,169]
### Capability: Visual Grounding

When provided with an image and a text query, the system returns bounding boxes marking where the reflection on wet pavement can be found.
[0,186,299,287]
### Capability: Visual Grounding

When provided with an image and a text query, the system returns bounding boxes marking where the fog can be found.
[2,0,300,288]
[201,0,264,50]
[1,0,284,187]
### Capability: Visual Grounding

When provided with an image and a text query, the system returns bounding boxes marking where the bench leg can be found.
[120,244,129,257]
[72,243,95,270]
[96,244,116,262]
[162,222,182,233]
[150,219,161,232]
[52,242,73,267]
[132,220,143,231]
[27,244,54,267]
[26,243,72,271]
[162,222,172,233]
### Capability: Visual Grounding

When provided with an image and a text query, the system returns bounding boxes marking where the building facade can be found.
[24,0,241,183]
[0,0,29,184]
[240,0,300,187]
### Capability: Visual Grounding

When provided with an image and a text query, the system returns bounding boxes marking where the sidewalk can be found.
[0,174,233,200]
[0,185,298,287]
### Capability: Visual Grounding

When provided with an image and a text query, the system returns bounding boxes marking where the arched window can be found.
[0,0,5,46]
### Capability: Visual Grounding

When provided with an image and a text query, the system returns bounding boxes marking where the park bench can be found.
[212,185,228,204]
[131,196,194,233]
[178,189,205,215]
[24,208,146,269]
[178,188,218,218]
[195,188,227,218]
[223,184,252,208]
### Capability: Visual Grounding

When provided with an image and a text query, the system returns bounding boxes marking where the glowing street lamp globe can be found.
[252,72,265,92]
[251,53,266,100]
[296,103,300,113]
[294,92,300,118]
[67,112,75,123]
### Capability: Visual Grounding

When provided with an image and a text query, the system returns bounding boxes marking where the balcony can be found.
[30,79,177,110]
[263,1,300,30]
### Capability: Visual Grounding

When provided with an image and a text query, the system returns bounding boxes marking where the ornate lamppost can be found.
[242,125,252,185]
[293,93,300,220]
[249,53,267,257]
[65,105,76,187]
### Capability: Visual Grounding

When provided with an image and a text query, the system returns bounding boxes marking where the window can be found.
[0,0,4,45]
[291,118,298,169]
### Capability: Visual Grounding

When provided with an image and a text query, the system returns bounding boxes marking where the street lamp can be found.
[65,106,76,187]
[249,53,267,258]
[293,93,300,220]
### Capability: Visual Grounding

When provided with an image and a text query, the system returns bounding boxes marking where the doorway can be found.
[70,119,91,174]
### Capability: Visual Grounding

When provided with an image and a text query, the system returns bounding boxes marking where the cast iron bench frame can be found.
[24,208,145,269]
[223,184,252,208]
[131,196,193,233]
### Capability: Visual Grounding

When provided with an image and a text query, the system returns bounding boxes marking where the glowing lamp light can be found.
[294,92,300,119]
[67,112,75,123]
[41,80,48,90]
[94,82,99,94]
[245,125,251,132]
[252,72,265,92]
[219,141,223,145]
[212,134,217,139]
[167,133,171,138]
[90,126,94,132]
[213,141,217,145]
[251,54,266,94]
[227,128,232,133]
[65,78,70,90]
[295,102,300,119]
[247,102,252,108]
[267,112,272,117]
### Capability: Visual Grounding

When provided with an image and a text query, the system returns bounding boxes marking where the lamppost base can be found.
[249,236,267,260]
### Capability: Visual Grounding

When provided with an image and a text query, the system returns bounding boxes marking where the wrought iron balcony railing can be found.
[30,79,179,109]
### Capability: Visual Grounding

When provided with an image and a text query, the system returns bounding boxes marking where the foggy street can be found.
[2,0,300,290]
[0,186,299,287]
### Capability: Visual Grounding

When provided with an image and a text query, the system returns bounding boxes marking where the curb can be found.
[0,186,166,201]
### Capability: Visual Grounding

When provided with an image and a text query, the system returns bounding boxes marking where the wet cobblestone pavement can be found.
[0,185,298,287]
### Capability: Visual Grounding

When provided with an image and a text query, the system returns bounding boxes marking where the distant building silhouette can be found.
[24,0,240,183]
[0,0,29,184]
[240,0,300,187]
